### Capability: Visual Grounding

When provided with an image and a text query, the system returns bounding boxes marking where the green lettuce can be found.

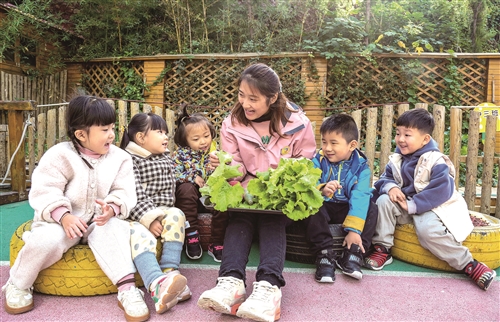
[246,158,323,220]
[200,151,244,211]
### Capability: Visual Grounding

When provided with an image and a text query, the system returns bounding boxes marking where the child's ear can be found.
[423,134,431,145]
[270,93,278,105]
[349,140,358,151]
[135,132,145,145]
[75,129,87,142]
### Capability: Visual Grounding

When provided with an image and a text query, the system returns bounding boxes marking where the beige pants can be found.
[10,217,135,290]
[374,194,472,270]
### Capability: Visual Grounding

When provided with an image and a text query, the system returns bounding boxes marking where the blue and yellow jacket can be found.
[313,148,373,234]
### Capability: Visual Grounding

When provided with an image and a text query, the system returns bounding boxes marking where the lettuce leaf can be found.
[246,158,323,220]
[200,151,244,211]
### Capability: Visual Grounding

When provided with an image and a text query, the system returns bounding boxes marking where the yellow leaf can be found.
[375,34,384,44]
[397,41,406,48]
[415,47,424,54]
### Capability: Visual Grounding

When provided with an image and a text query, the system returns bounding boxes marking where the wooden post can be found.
[379,105,394,172]
[432,104,445,151]
[464,111,480,211]
[449,108,462,189]
[0,101,35,199]
[365,108,378,186]
[302,56,328,145]
[144,60,166,106]
[480,115,496,214]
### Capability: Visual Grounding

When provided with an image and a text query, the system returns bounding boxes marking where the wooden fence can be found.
[2,99,497,215]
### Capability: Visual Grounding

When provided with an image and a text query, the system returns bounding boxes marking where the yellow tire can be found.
[9,220,161,296]
[392,212,500,272]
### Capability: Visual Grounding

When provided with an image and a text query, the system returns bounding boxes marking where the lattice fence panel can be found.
[83,62,144,97]
[325,57,487,108]
[163,58,304,134]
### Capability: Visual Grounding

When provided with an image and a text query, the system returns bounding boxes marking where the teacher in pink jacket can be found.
[198,63,316,322]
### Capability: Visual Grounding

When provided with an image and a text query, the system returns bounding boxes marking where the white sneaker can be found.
[236,280,281,322]
[150,270,187,314]
[178,284,192,302]
[117,286,150,322]
[197,276,246,315]
[2,279,34,314]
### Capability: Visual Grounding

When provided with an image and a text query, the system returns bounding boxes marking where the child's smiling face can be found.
[140,128,169,155]
[395,126,431,155]
[186,123,213,151]
[321,131,356,163]
[76,123,115,155]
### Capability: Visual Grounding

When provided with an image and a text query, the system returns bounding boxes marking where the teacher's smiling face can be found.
[238,79,277,121]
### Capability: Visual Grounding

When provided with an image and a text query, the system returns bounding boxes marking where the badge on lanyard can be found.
[280,146,290,155]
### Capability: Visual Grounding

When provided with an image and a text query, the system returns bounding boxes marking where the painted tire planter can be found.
[285,222,344,264]
[392,211,500,272]
[9,220,160,296]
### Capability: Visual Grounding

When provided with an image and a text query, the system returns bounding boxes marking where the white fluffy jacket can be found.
[29,142,137,223]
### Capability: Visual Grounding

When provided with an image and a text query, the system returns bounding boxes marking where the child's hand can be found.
[149,219,163,238]
[61,213,88,239]
[397,199,408,211]
[343,231,365,253]
[195,175,206,188]
[322,180,342,198]
[208,151,220,169]
[94,199,115,226]
[388,187,406,203]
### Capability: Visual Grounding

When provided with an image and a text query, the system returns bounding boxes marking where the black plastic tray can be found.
[200,196,284,214]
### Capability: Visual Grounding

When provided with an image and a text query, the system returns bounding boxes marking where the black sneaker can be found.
[336,244,363,280]
[464,260,496,291]
[207,243,223,263]
[185,232,202,259]
[315,249,336,283]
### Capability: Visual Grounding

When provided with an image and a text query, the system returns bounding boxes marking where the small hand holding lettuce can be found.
[201,152,324,221]
[200,151,244,211]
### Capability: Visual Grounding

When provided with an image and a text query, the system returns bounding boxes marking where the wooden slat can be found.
[379,105,393,172]
[464,111,480,210]
[449,108,462,188]
[480,115,496,214]
[46,109,57,149]
[117,100,127,143]
[364,108,377,186]
[432,104,445,151]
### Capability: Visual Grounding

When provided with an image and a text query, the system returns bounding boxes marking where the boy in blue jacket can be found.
[302,114,378,283]
[365,108,496,291]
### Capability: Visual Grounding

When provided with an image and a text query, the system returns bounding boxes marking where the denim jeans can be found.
[219,211,290,288]
[302,200,378,257]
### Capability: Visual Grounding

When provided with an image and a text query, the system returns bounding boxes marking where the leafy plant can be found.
[200,151,244,212]
[246,158,324,221]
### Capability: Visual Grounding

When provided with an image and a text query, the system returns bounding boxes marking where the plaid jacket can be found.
[125,142,176,227]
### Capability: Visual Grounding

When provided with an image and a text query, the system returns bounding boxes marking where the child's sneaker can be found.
[117,286,150,322]
[315,248,336,283]
[178,285,192,302]
[236,280,281,322]
[464,260,496,291]
[364,244,393,270]
[185,232,203,259]
[151,270,187,314]
[336,244,363,280]
[197,276,246,315]
[2,279,34,314]
[208,243,224,262]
